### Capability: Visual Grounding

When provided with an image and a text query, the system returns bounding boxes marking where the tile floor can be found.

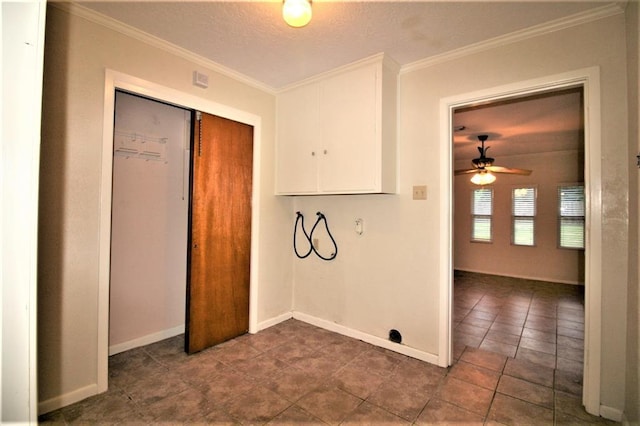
[40,272,618,425]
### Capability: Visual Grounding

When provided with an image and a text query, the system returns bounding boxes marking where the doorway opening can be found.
[451,86,586,401]
[109,91,253,357]
[97,70,262,394]
[439,67,602,416]
[109,90,191,356]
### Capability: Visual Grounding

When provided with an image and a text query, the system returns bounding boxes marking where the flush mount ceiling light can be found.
[283,0,312,28]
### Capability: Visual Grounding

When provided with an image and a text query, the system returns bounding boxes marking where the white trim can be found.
[99,69,262,393]
[2,1,47,421]
[277,52,399,93]
[293,311,440,365]
[38,384,98,416]
[439,67,602,416]
[454,268,584,286]
[402,3,623,75]
[256,312,294,333]
[108,325,185,356]
[53,2,274,94]
[600,405,623,422]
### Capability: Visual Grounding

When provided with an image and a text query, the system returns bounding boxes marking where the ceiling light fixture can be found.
[470,171,496,186]
[283,0,312,28]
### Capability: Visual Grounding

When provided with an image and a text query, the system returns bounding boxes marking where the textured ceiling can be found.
[77,1,604,159]
[453,88,584,161]
[81,1,612,89]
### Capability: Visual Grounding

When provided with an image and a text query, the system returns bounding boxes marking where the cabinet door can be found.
[276,84,320,194]
[319,65,378,193]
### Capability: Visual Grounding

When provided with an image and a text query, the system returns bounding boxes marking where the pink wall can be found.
[454,149,584,284]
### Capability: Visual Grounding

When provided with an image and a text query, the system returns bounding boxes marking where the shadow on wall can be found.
[37,6,70,401]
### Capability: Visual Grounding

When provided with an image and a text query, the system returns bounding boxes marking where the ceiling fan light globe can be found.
[471,171,496,185]
[283,0,312,27]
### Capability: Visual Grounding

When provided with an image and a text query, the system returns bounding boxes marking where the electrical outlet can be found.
[413,185,427,200]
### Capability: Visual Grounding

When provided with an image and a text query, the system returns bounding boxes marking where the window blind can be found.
[473,189,492,215]
[559,185,585,249]
[472,189,492,242]
[512,187,536,246]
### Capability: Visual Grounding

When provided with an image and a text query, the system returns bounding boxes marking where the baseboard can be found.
[38,383,98,415]
[108,325,185,356]
[454,268,584,286]
[600,404,623,422]
[256,311,293,332]
[292,311,440,365]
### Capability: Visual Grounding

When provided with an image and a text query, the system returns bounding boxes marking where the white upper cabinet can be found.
[275,54,398,195]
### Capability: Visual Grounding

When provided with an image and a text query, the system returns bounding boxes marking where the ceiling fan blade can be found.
[486,166,532,175]
[454,168,480,176]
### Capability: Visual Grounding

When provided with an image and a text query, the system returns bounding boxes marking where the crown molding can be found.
[276,52,398,93]
[50,2,624,92]
[52,2,277,94]
[400,3,625,75]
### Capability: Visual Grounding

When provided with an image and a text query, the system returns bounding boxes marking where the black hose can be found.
[310,212,338,261]
[294,211,313,259]
[293,211,338,261]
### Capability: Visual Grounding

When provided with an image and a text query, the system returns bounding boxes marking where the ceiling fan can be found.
[455,134,532,185]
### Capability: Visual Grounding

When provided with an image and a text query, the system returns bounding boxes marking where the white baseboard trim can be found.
[255,311,293,332]
[600,404,623,422]
[454,268,584,286]
[292,311,440,365]
[38,383,98,415]
[621,412,629,426]
[108,325,185,356]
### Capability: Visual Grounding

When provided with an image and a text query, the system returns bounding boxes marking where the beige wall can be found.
[38,3,633,417]
[293,12,629,413]
[454,150,584,284]
[38,4,292,405]
[625,0,639,423]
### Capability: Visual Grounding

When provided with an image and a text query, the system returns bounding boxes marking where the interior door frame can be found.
[97,69,262,393]
[438,67,602,416]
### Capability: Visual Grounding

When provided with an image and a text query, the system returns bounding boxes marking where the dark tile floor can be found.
[40,272,618,425]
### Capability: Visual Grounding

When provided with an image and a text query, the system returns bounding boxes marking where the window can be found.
[471,188,493,242]
[559,185,585,249]
[512,187,536,246]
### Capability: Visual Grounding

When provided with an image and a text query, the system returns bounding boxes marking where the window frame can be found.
[511,186,537,247]
[558,184,585,250]
[471,187,493,243]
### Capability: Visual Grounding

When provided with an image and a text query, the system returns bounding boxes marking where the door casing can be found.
[98,70,262,394]
[438,67,602,415]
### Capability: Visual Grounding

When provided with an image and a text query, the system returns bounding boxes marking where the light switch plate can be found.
[413,185,427,200]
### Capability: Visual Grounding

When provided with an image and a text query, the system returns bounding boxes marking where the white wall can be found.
[38,4,292,410]
[454,150,584,284]
[293,12,629,413]
[109,92,190,352]
[1,1,45,422]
